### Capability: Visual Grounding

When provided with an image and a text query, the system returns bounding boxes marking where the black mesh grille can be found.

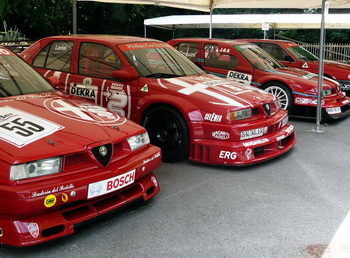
[92,144,112,167]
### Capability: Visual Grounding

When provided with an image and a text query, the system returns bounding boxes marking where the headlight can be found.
[127,132,150,151]
[10,157,62,180]
[227,108,252,121]
[282,116,289,127]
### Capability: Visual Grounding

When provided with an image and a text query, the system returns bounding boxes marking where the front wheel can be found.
[142,106,190,163]
[262,82,293,111]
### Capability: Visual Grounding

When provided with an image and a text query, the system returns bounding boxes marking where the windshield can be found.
[118,42,205,78]
[0,51,55,97]
[287,46,318,61]
[235,44,284,70]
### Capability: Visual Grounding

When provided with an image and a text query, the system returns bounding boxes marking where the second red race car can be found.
[21,35,296,166]
[0,46,161,247]
[167,38,350,120]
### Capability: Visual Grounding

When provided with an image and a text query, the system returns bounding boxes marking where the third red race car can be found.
[168,38,350,120]
[244,39,350,96]
[21,35,296,166]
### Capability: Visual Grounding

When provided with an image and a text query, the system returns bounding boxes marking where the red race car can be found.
[167,38,350,119]
[21,35,296,166]
[243,39,350,96]
[0,47,161,246]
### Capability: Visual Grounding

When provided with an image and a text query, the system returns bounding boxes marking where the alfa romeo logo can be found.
[99,145,108,157]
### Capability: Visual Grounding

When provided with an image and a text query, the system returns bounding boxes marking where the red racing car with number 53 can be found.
[21,35,296,165]
[0,47,161,247]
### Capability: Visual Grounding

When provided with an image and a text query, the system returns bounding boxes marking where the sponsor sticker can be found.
[240,127,267,140]
[212,131,230,140]
[44,194,57,208]
[326,107,341,115]
[219,151,237,160]
[245,148,253,160]
[69,83,98,99]
[0,106,64,148]
[302,63,309,69]
[143,151,161,164]
[226,71,252,86]
[28,223,39,238]
[87,170,136,199]
[204,112,222,122]
[242,138,269,147]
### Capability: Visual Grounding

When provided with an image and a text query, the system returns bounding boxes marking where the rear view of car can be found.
[0,47,161,247]
[21,35,296,166]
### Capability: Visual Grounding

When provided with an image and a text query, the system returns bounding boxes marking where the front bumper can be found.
[0,146,161,247]
[189,111,296,165]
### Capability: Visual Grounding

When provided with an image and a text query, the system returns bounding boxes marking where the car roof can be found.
[241,39,295,44]
[43,35,162,45]
[171,38,252,47]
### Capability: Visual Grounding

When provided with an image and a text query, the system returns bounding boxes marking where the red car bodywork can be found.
[21,35,296,166]
[0,47,161,247]
[167,38,350,119]
[244,39,350,95]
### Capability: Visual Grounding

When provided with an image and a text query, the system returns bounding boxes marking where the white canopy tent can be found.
[75,0,350,131]
[144,14,350,31]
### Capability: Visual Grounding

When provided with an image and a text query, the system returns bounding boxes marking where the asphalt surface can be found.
[1,116,350,258]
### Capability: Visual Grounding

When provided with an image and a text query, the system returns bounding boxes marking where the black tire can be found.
[142,106,190,163]
[262,82,293,112]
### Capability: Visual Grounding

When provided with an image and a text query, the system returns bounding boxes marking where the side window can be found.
[79,43,122,78]
[176,42,199,62]
[261,43,294,62]
[204,44,238,69]
[33,41,73,72]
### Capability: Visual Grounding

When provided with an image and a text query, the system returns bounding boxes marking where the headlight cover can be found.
[127,132,150,151]
[227,108,252,121]
[10,157,62,180]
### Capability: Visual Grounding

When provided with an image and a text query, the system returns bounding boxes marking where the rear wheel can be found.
[142,106,189,162]
[262,82,293,111]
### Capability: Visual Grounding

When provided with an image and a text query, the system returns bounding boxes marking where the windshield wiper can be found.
[145,73,181,78]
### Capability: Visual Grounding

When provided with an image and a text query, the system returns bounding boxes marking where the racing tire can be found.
[142,106,190,163]
[262,82,293,112]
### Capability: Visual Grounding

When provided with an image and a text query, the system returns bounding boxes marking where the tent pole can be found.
[315,0,328,132]
[209,8,213,38]
[72,0,77,34]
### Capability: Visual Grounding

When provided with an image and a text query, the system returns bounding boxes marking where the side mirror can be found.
[112,67,139,81]
[46,76,60,88]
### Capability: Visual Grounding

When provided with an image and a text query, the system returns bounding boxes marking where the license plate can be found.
[87,169,136,199]
[241,127,266,140]
[326,107,341,115]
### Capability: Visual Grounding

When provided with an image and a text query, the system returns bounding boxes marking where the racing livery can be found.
[0,47,161,246]
[21,35,296,165]
[168,38,350,119]
[244,39,350,96]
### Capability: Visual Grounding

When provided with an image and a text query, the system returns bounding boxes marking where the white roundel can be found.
[44,98,126,126]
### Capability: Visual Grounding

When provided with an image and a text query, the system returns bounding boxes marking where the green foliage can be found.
[0,1,349,44]
[0,21,27,41]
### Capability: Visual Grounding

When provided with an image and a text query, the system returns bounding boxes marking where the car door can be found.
[202,43,254,86]
[66,41,132,118]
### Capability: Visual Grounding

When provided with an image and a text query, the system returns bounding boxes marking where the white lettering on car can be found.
[204,112,222,122]
[219,151,237,160]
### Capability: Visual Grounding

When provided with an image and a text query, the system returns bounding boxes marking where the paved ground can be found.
[1,116,350,258]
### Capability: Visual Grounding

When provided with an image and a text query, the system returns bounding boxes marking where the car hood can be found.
[157,74,276,109]
[0,92,142,164]
[275,67,337,88]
